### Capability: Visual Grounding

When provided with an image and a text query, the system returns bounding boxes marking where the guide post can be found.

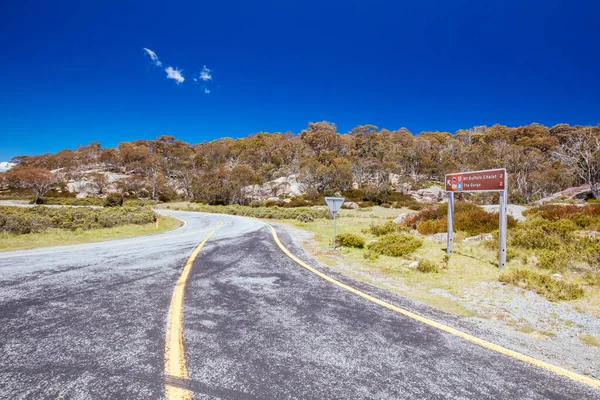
[325,197,345,250]
[445,168,508,268]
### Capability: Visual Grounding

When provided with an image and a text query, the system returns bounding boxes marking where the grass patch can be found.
[579,334,600,347]
[499,268,584,301]
[0,215,180,252]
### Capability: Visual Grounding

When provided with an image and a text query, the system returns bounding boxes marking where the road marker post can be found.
[445,168,508,268]
[325,197,345,249]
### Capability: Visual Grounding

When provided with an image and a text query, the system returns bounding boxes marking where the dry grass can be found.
[579,334,600,347]
[0,215,181,252]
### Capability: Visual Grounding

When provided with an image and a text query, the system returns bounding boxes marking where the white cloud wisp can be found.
[143,48,162,67]
[165,67,185,84]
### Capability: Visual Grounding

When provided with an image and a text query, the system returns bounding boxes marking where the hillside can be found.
[1,121,599,205]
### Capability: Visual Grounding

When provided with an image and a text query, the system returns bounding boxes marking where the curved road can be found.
[0,211,598,399]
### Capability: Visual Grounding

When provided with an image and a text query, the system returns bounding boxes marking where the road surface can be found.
[0,210,598,399]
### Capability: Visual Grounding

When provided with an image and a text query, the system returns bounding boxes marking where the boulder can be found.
[410,185,445,202]
[343,202,359,210]
[464,233,494,242]
[393,214,408,224]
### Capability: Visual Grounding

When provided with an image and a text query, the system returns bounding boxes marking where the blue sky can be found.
[1,0,599,161]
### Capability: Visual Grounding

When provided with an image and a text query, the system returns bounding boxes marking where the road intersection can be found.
[0,211,598,399]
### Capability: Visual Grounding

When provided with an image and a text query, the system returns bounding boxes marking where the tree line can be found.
[2,121,600,204]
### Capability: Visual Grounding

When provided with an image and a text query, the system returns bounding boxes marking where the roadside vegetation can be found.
[0,215,180,252]
[273,203,600,321]
[0,206,157,234]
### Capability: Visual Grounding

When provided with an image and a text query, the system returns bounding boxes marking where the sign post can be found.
[445,168,508,268]
[325,197,345,250]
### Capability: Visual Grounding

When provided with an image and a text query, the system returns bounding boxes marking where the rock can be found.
[464,233,494,242]
[267,196,280,202]
[430,233,447,242]
[408,261,419,269]
[243,174,303,199]
[551,273,563,280]
[410,185,445,202]
[282,198,292,203]
[343,202,359,210]
[393,214,407,224]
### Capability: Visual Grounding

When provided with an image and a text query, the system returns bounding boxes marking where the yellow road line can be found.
[260,221,600,391]
[165,222,221,400]
[0,219,222,260]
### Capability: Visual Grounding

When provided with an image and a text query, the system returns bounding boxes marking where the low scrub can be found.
[0,206,156,234]
[524,204,600,221]
[499,268,584,301]
[366,221,408,236]
[405,202,516,236]
[191,204,331,220]
[335,233,365,249]
[37,197,158,207]
[416,260,441,273]
[510,217,577,250]
[367,233,423,257]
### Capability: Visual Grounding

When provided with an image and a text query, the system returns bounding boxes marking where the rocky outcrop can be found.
[411,185,444,202]
[243,175,303,199]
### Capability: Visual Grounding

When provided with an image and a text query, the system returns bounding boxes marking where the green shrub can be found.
[583,273,600,286]
[335,233,365,248]
[536,250,569,272]
[367,233,423,257]
[297,213,315,223]
[104,193,124,207]
[499,268,584,301]
[367,221,400,236]
[0,205,156,234]
[416,260,441,273]
[363,250,380,260]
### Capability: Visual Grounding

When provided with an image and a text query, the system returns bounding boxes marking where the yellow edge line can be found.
[164,220,222,400]
[260,221,600,391]
[0,217,219,259]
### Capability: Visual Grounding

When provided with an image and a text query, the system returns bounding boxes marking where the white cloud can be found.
[143,47,162,67]
[165,67,185,84]
[199,65,212,81]
[204,88,210,94]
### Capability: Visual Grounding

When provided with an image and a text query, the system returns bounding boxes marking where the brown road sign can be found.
[445,168,507,192]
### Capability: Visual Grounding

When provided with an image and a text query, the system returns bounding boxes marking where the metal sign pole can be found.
[447,192,454,254]
[498,180,508,268]
[332,211,337,250]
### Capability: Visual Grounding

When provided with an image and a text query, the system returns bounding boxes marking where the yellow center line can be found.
[164,220,222,400]
[0,218,222,259]
[259,220,600,391]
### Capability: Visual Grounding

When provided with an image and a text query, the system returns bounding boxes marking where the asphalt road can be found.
[0,211,598,399]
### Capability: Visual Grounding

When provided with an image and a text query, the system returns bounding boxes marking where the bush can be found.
[499,268,584,301]
[510,217,576,250]
[104,193,124,207]
[416,260,441,273]
[367,233,423,257]
[335,233,365,248]
[194,204,331,220]
[367,221,401,236]
[297,213,315,223]
[536,250,569,272]
[363,250,380,260]
[406,202,516,236]
[0,205,156,234]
